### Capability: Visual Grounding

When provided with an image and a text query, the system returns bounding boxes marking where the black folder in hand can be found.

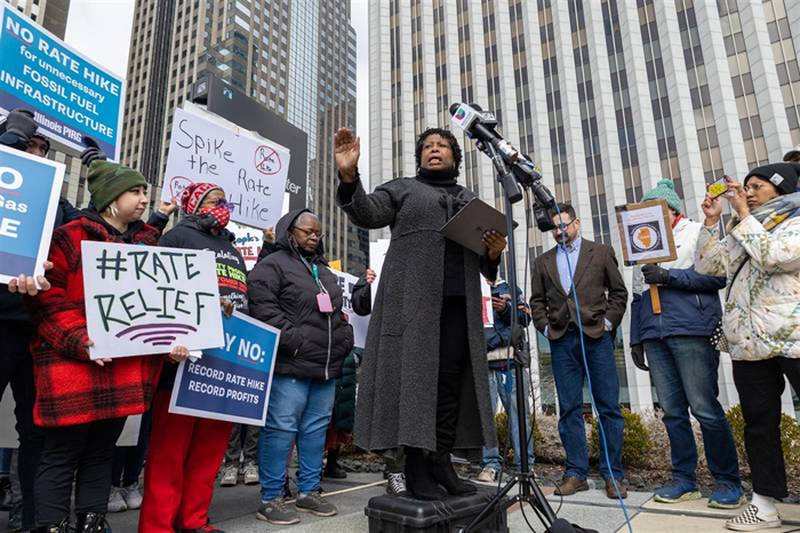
[440,198,511,255]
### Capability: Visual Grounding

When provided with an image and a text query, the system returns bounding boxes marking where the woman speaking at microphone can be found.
[333,126,506,500]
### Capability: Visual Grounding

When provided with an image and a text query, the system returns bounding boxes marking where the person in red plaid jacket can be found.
[27,161,191,533]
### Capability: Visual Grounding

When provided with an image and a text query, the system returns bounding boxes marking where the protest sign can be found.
[480,277,494,327]
[368,239,390,307]
[81,241,224,359]
[229,221,264,271]
[169,311,279,425]
[615,199,677,266]
[330,268,370,349]
[615,199,677,314]
[0,5,124,159]
[0,144,64,285]
[161,105,290,229]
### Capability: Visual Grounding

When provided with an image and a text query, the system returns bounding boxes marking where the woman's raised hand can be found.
[334,128,360,183]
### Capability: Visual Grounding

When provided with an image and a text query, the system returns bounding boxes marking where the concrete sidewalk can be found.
[4,473,800,532]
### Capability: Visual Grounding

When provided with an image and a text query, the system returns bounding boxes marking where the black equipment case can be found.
[365,486,509,533]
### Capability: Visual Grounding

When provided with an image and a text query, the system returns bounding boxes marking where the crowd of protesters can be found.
[1,105,800,533]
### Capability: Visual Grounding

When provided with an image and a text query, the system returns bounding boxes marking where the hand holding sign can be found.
[641,264,670,285]
[169,345,191,363]
[158,198,178,217]
[615,199,677,315]
[86,340,113,367]
[7,260,52,295]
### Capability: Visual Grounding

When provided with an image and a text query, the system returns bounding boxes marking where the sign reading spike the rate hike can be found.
[161,106,290,229]
[81,241,224,359]
[0,5,124,159]
[0,143,64,286]
[169,311,279,425]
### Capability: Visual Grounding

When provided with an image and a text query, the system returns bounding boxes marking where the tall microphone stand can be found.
[457,143,587,533]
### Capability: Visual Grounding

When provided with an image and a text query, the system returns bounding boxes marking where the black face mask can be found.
[417,166,459,186]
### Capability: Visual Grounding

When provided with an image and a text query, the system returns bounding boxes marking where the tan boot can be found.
[554,476,589,496]
[605,477,628,499]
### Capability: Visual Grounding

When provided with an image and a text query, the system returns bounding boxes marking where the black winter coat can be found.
[332,348,359,433]
[350,277,372,316]
[248,209,354,381]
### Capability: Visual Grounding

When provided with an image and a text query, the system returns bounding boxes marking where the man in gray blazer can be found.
[530,203,628,499]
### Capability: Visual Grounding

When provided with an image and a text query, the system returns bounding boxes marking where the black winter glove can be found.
[630,344,648,371]
[642,264,670,285]
[80,136,107,167]
[4,109,37,142]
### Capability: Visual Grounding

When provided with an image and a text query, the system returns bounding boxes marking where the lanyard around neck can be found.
[300,255,327,293]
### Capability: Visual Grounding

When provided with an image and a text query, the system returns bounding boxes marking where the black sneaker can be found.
[295,490,338,517]
[256,498,300,526]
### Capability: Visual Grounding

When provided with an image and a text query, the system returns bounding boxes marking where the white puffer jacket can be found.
[695,214,800,361]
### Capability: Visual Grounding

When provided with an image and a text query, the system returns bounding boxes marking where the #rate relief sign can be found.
[82,241,224,359]
[0,5,124,158]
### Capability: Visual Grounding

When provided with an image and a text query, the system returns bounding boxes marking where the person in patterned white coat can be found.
[695,163,800,532]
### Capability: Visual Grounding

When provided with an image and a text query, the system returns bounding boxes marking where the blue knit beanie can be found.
[641,179,682,213]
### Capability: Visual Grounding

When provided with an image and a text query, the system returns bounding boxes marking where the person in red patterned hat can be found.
[138,182,248,533]
[27,161,191,533]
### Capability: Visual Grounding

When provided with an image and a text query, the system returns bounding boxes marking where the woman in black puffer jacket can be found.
[247,208,353,523]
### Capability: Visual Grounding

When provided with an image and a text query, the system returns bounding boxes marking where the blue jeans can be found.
[644,336,740,485]
[481,366,535,470]
[258,374,336,502]
[550,330,624,480]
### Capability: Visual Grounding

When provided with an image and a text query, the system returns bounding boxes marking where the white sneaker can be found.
[220,464,239,487]
[107,486,127,513]
[122,482,143,510]
[477,467,498,483]
[726,504,782,531]
[386,472,409,497]
[243,462,259,485]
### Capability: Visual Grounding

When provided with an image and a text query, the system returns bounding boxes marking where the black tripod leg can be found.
[455,477,520,533]
[527,476,558,523]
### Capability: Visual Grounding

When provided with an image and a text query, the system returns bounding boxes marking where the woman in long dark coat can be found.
[333,126,505,500]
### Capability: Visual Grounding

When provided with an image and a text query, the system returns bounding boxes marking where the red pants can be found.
[138,389,233,532]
